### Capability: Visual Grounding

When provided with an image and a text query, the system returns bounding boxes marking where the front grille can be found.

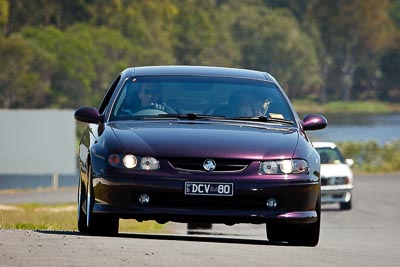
[321,177,348,186]
[168,158,250,172]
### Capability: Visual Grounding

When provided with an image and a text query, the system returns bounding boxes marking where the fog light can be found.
[266,198,278,209]
[138,193,150,205]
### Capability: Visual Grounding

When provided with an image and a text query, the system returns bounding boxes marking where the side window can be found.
[98,75,121,114]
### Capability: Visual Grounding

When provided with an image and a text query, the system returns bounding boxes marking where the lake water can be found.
[306,113,400,145]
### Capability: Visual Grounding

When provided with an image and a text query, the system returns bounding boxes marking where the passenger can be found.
[229,91,263,117]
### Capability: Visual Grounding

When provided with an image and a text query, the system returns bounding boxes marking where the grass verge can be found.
[0,202,167,233]
[338,140,400,173]
[292,100,400,114]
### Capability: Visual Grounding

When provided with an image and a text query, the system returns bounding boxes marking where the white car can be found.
[313,142,354,210]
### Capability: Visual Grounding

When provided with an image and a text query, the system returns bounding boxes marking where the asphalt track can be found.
[0,174,399,266]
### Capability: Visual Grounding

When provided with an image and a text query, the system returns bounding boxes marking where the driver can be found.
[137,82,165,111]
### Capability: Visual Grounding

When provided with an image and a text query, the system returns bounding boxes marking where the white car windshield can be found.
[316,147,346,164]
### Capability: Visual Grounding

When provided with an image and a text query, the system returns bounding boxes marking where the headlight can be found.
[108,154,159,170]
[259,159,309,175]
[280,160,294,174]
[140,157,160,170]
[259,161,278,174]
[292,159,309,173]
[123,154,137,168]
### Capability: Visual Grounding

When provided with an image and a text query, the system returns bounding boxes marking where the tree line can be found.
[0,0,399,109]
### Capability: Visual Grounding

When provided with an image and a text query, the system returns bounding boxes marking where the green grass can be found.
[292,100,400,115]
[338,140,400,173]
[0,202,167,233]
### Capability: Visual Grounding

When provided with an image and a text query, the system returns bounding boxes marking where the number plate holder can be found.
[184,182,234,196]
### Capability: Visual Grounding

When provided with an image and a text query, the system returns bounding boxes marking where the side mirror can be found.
[302,114,327,131]
[74,106,103,124]
[346,159,354,167]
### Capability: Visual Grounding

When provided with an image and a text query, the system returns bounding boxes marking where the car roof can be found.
[313,142,337,149]
[121,65,274,81]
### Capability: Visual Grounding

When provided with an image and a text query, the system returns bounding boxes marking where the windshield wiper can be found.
[157,113,227,120]
[230,116,294,125]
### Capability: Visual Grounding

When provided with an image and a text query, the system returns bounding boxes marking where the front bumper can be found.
[321,185,353,204]
[91,175,320,225]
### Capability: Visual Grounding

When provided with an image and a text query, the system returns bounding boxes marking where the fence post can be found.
[52,172,59,191]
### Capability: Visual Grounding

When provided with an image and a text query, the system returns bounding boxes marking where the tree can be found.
[0,33,52,108]
[380,49,400,101]
[0,0,8,35]
[173,0,220,65]
[20,24,135,108]
[86,0,178,65]
[7,0,89,33]
[1,0,399,108]
[231,2,322,98]
[66,24,136,105]
[389,0,400,28]
[172,0,239,67]
[309,0,396,101]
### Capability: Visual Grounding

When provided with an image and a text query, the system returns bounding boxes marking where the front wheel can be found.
[286,218,320,246]
[85,165,119,236]
[267,192,321,247]
[266,223,289,243]
[77,176,87,233]
[187,223,213,231]
[340,198,352,210]
[267,217,320,247]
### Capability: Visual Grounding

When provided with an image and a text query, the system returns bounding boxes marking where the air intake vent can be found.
[168,158,249,172]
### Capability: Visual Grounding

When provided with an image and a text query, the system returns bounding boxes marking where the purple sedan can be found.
[74,66,327,246]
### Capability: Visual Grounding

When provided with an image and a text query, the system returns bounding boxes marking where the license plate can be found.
[185,182,234,196]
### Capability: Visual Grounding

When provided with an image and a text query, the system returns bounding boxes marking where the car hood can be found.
[109,120,299,159]
[320,164,353,179]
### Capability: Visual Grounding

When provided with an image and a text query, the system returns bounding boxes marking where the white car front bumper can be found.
[321,184,353,203]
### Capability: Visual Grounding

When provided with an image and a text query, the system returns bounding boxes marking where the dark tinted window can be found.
[316,147,346,164]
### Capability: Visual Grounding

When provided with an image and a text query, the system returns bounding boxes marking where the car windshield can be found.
[109,76,295,123]
[316,147,346,164]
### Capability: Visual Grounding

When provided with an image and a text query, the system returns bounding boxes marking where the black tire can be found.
[86,165,119,236]
[285,218,320,247]
[77,176,87,233]
[187,223,213,230]
[87,214,119,236]
[287,194,321,247]
[266,222,289,242]
[267,192,321,247]
[340,198,352,210]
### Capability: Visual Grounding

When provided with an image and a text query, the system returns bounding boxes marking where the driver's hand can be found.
[150,102,165,111]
